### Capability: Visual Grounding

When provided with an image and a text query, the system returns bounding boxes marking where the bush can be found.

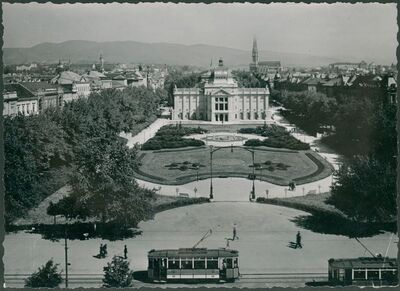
[25,259,62,288]
[142,125,207,150]
[242,124,310,150]
[103,256,134,288]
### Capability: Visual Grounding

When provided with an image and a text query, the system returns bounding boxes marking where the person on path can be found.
[296,231,302,249]
[103,244,108,257]
[124,245,128,259]
[233,225,239,240]
[99,243,104,257]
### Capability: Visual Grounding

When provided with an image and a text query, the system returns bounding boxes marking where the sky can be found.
[2,2,398,61]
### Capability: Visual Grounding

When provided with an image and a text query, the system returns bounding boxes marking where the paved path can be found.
[4,203,396,288]
[120,118,171,147]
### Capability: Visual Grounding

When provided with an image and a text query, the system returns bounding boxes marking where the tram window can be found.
[381,270,397,281]
[367,270,379,280]
[181,259,193,269]
[168,259,180,269]
[207,259,218,269]
[353,270,366,280]
[194,259,206,269]
[226,259,233,268]
[234,258,238,268]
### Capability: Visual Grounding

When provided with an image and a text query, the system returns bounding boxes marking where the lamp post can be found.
[251,149,256,200]
[209,146,214,199]
[64,219,69,288]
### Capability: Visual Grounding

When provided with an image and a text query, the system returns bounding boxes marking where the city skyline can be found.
[3,3,397,64]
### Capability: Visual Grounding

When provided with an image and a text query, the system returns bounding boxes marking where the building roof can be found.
[51,71,86,85]
[258,61,281,67]
[148,248,239,259]
[84,70,107,79]
[4,83,35,100]
[329,257,397,269]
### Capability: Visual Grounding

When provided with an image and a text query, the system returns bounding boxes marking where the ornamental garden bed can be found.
[240,124,310,150]
[141,124,208,150]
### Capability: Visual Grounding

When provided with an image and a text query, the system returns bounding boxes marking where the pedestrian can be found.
[99,243,103,257]
[296,231,302,249]
[124,245,128,258]
[103,244,108,256]
[233,225,239,240]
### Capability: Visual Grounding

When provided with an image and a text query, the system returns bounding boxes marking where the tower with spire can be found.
[250,36,259,73]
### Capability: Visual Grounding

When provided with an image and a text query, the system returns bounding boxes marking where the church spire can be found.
[252,36,258,65]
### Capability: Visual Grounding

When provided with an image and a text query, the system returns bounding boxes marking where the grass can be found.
[134,146,332,186]
[256,192,346,218]
[256,193,397,238]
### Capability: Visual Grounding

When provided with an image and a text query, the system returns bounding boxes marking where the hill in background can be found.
[3,40,390,68]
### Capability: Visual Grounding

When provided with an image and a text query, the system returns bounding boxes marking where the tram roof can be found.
[148,248,239,258]
[329,257,397,269]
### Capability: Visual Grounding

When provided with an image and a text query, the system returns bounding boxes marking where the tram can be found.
[147,248,239,283]
[328,257,398,286]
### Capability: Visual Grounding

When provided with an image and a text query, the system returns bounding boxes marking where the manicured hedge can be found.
[241,124,310,150]
[142,125,208,150]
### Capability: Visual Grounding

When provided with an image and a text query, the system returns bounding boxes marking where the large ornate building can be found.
[172,59,269,122]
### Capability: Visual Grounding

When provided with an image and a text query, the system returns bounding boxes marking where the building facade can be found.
[173,59,269,122]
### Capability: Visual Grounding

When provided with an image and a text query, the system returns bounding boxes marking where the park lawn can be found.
[135,146,332,186]
[257,192,346,218]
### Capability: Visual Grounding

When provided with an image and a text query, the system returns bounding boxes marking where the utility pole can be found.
[64,223,68,288]
[251,149,255,200]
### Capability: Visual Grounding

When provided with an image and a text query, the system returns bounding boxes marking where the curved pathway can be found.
[134,106,340,200]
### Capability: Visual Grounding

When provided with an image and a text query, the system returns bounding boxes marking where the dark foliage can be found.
[142,125,207,150]
[25,259,62,288]
[5,87,163,224]
[103,256,134,287]
[241,124,310,150]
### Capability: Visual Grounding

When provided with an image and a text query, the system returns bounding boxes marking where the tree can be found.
[327,156,396,222]
[25,259,62,288]
[103,255,134,287]
[47,195,90,221]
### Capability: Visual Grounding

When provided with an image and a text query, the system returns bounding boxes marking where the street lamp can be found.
[209,146,214,199]
[64,219,69,288]
[251,149,256,200]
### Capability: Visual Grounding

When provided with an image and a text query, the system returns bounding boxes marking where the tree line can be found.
[274,88,397,223]
[5,87,163,226]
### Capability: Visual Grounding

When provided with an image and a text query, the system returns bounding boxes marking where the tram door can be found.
[153,258,167,281]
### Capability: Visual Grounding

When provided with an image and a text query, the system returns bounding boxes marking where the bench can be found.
[179,193,190,198]
[307,190,317,195]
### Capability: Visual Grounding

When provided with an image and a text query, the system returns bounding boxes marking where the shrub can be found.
[103,256,134,288]
[25,259,62,288]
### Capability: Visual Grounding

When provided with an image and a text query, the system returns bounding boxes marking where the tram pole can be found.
[64,221,69,288]
[251,149,255,200]
[209,146,213,199]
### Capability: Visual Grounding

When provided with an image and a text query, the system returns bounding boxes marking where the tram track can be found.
[4,272,328,287]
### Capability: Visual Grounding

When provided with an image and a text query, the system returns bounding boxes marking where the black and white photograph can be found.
[1,2,398,288]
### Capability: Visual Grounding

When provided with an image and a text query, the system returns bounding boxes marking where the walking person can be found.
[296,231,302,249]
[124,245,128,259]
[103,244,108,257]
[99,243,104,257]
[233,225,239,240]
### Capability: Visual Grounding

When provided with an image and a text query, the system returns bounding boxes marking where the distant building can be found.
[173,58,269,122]
[3,90,18,116]
[249,37,281,76]
[51,71,91,102]
[16,63,38,72]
